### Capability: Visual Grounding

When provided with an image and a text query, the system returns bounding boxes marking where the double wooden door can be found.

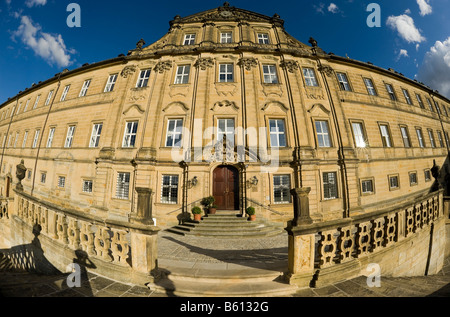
[213,166,239,210]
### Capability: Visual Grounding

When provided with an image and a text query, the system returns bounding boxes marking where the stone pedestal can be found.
[130,227,159,276]
[131,187,154,225]
[290,187,313,226]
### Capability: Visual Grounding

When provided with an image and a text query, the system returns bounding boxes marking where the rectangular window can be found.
[386,84,396,101]
[16,103,21,115]
[257,33,270,44]
[402,89,412,105]
[336,73,351,91]
[45,90,54,106]
[269,119,286,147]
[33,95,41,109]
[58,176,66,188]
[303,68,319,87]
[104,74,118,92]
[389,175,399,189]
[82,180,93,193]
[79,80,91,97]
[22,131,28,148]
[64,126,76,148]
[46,127,55,148]
[437,131,444,147]
[122,121,138,147]
[219,64,234,82]
[379,124,392,147]
[409,172,418,186]
[263,65,279,84]
[315,120,331,147]
[217,119,235,143]
[89,123,103,148]
[136,69,151,88]
[428,130,436,148]
[416,94,424,109]
[27,170,32,180]
[416,128,425,147]
[273,175,291,204]
[434,101,441,115]
[352,122,367,148]
[14,132,19,148]
[220,32,232,43]
[445,131,450,148]
[364,78,377,96]
[424,169,431,182]
[7,134,12,148]
[116,172,130,199]
[60,85,70,101]
[161,175,179,204]
[323,172,338,200]
[361,179,374,194]
[426,98,434,112]
[40,173,46,184]
[183,34,196,45]
[400,126,411,148]
[32,130,40,148]
[165,119,183,147]
[175,65,191,84]
[24,99,30,112]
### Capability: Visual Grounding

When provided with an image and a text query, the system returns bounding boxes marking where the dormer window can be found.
[183,34,196,45]
[257,33,270,44]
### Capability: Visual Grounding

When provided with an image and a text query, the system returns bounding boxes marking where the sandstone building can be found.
[1,2,449,230]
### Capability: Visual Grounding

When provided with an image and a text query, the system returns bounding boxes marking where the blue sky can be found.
[1,0,450,104]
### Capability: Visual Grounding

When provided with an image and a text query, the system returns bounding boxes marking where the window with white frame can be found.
[183,34,196,45]
[361,179,374,194]
[424,169,431,182]
[136,69,150,88]
[16,103,21,115]
[10,106,15,118]
[426,98,434,112]
[58,176,66,188]
[303,68,319,87]
[64,126,76,148]
[14,132,19,148]
[24,99,30,112]
[161,175,179,204]
[262,65,278,84]
[428,130,436,148]
[336,73,351,91]
[22,131,28,148]
[79,80,91,97]
[46,127,55,148]
[165,119,183,147]
[45,90,54,106]
[437,131,444,147]
[409,172,418,186]
[352,122,367,147]
[33,95,41,109]
[323,172,338,200]
[257,33,270,44]
[273,175,291,204]
[364,78,377,96]
[7,134,12,148]
[217,119,235,143]
[269,119,286,147]
[315,120,331,147]
[89,123,103,148]
[445,131,450,148]
[174,65,190,84]
[116,172,130,199]
[416,128,425,147]
[219,64,234,82]
[402,89,412,105]
[61,85,70,101]
[82,180,93,193]
[379,124,392,147]
[122,121,138,148]
[386,84,396,101]
[104,74,118,92]
[416,94,424,109]
[32,130,40,148]
[220,32,232,43]
[400,126,411,148]
[434,101,442,115]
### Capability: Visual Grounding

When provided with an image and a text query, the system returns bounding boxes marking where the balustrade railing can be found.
[0,198,10,220]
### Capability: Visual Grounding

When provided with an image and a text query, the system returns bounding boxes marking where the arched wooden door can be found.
[213,165,239,210]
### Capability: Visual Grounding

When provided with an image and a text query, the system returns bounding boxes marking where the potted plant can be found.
[192,206,202,221]
[246,206,256,221]
[201,196,217,214]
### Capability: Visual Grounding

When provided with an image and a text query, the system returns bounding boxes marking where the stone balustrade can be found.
[12,190,160,285]
[285,189,446,287]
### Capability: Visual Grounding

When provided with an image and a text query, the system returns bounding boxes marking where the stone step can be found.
[166,226,284,238]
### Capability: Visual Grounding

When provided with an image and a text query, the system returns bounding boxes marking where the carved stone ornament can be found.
[16,159,26,191]
[211,100,239,111]
[318,65,334,77]
[136,39,146,50]
[120,65,137,78]
[281,60,299,73]
[238,57,258,71]
[154,61,173,74]
[195,58,215,70]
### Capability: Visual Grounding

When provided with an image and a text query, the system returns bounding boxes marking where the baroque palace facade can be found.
[1,3,449,228]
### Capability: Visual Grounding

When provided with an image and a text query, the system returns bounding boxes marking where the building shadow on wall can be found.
[430,154,450,197]
[0,223,95,297]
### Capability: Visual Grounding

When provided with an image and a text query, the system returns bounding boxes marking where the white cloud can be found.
[417,37,450,99]
[328,3,339,14]
[404,8,411,15]
[397,49,409,59]
[25,0,47,7]
[386,14,426,44]
[314,3,325,15]
[12,15,74,68]
[417,0,432,16]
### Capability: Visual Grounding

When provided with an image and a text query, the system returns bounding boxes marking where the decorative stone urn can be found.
[16,159,26,191]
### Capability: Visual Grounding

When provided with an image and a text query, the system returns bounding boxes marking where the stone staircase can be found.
[166,211,285,238]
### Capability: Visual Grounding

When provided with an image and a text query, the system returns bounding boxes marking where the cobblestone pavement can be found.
[0,230,449,297]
